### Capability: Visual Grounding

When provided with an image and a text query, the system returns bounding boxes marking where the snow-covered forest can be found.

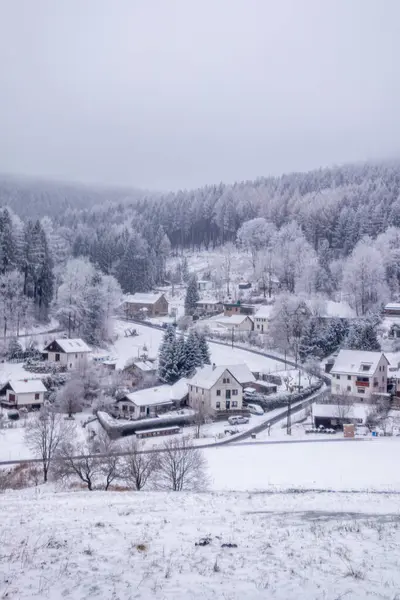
[2,160,400,344]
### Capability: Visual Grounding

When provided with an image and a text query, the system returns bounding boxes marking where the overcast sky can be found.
[0,0,399,191]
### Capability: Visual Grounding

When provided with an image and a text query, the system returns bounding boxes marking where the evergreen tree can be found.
[344,320,381,352]
[175,334,188,378]
[196,331,211,365]
[0,209,16,274]
[299,318,324,361]
[158,326,179,383]
[184,274,200,315]
[117,233,154,294]
[184,330,203,376]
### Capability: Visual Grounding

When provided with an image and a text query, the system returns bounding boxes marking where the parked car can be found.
[228,415,249,425]
[247,403,264,415]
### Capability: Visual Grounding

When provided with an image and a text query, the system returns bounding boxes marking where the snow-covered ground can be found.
[1,487,400,599]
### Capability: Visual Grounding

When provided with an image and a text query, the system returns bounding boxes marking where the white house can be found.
[384,303,400,317]
[197,280,214,292]
[195,300,223,315]
[214,315,254,332]
[121,293,169,318]
[0,379,47,409]
[330,349,389,399]
[187,365,244,413]
[43,338,92,370]
[253,305,274,333]
[116,385,174,420]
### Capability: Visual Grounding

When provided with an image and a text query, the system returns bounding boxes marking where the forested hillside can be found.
[1,160,400,346]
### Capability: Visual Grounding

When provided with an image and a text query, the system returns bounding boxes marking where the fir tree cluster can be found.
[158,326,211,384]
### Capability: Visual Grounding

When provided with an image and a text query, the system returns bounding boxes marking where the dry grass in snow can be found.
[1,488,400,599]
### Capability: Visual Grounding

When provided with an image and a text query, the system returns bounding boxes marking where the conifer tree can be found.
[184,330,203,376]
[184,274,200,315]
[196,331,211,365]
[158,326,179,383]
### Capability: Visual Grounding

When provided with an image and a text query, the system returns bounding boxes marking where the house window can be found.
[202,389,204,395]
[232,401,238,407]
[347,386,351,392]
[347,375,351,380]
[226,390,231,399]
[35,393,40,400]
[216,402,220,409]
[357,388,365,394]
[196,387,198,393]
[337,375,340,379]
[190,386,193,391]
[223,378,226,383]
[223,378,230,384]
[232,389,238,396]
[361,364,371,372]
[216,390,221,396]
[55,353,60,362]
[140,406,146,413]
[9,393,15,403]
[75,354,78,358]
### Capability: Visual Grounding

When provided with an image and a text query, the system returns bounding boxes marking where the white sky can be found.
[0,0,399,190]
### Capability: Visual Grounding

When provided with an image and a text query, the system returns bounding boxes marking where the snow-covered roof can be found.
[169,377,190,401]
[133,361,157,372]
[254,305,274,319]
[216,315,253,326]
[196,299,221,305]
[324,301,356,319]
[123,293,164,305]
[330,350,387,376]
[384,303,400,311]
[9,379,47,394]
[53,339,91,353]
[123,385,174,407]
[188,364,253,389]
[313,403,369,420]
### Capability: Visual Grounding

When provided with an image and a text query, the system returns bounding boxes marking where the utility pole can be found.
[286,391,292,435]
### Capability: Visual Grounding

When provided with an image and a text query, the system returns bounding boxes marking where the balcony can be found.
[355,380,370,387]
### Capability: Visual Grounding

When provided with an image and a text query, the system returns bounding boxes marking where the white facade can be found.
[216,315,254,332]
[253,306,273,333]
[330,350,388,399]
[188,367,243,412]
[44,339,91,371]
[4,379,47,408]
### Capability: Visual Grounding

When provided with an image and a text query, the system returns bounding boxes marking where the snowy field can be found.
[110,320,287,373]
[1,487,400,599]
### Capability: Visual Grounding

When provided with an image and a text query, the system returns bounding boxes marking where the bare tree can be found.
[56,439,102,491]
[25,408,75,483]
[57,378,84,418]
[303,357,321,386]
[331,394,354,422]
[156,436,208,491]
[92,429,121,490]
[192,403,213,439]
[121,439,157,491]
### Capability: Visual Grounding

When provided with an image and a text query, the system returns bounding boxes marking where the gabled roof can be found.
[385,303,400,311]
[188,365,247,390]
[132,360,157,372]
[122,385,173,407]
[124,292,165,305]
[330,350,388,376]
[216,315,253,326]
[9,379,47,394]
[44,338,91,353]
[254,305,274,319]
[196,299,222,306]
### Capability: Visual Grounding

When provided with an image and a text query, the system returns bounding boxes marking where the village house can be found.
[195,299,223,316]
[384,303,400,317]
[197,280,214,292]
[116,385,174,420]
[330,349,389,400]
[313,403,368,429]
[123,360,158,386]
[42,338,91,370]
[253,305,274,333]
[223,301,255,317]
[0,379,47,410]
[187,364,254,413]
[122,292,169,318]
[215,314,254,332]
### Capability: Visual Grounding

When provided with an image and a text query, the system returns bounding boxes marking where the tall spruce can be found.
[158,325,179,384]
[184,274,200,315]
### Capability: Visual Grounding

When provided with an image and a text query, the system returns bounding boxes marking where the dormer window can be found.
[361,364,371,372]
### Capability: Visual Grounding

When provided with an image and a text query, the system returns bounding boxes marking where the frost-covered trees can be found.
[117,232,154,294]
[237,218,276,269]
[23,220,54,321]
[269,294,311,362]
[158,326,210,382]
[0,270,32,338]
[273,223,318,294]
[57,258,121,344]
[185,274,200,315]
[344,320,381,351]
[342,240,388,315]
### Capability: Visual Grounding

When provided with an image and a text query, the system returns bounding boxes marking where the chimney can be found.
[212,363,216,370]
